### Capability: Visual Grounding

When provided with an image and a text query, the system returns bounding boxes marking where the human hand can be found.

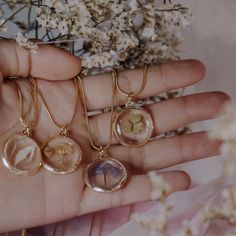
[0,40,229,232]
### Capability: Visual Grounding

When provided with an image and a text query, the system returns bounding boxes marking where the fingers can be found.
[110,132,221,171]
[0,40,81,81]
[78,171,191,215]
[81,59,205,111]
[89,92,230,146]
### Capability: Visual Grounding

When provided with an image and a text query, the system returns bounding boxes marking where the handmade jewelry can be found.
[2,78,42,176]
[38,78,82,174]
[77,72,127,192]
[113,65,154,147]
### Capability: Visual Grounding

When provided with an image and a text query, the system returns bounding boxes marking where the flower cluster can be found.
[148,171,171,201]
[15,32,38,53]
[210,103,236,177]
[203,187,236,227]
[132,172,173,235]
[0,0,193,74]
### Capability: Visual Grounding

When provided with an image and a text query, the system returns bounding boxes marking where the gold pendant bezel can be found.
[41,135,82,175]
[113,106,154,147]
[2,134,42,176]
[84,157,127,193]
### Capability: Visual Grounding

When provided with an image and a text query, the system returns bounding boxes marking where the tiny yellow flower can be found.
[121,114,145,134]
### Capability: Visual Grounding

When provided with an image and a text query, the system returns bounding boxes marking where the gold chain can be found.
[115,65,148,98]
[13,77,39,136]
[77,70,116,152]
[35,78,79,133]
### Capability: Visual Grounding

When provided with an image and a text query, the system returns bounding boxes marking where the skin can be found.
[0,40,230,232]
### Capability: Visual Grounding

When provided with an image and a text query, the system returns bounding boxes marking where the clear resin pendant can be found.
[42,136,82,174]
[2,134,42,176]
[84,158,127,192]
[113,107,154,147]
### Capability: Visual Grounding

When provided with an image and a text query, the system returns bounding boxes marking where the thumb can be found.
[0,39,81,82]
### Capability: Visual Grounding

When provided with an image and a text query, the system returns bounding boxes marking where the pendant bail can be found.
[98,146,107,159]
[60,126,69,137]
[23,125,32,137]
[126,93,135,108]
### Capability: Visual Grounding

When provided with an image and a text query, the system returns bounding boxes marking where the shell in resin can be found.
[42,136,82,174]
[2,134,42,176]
[113,107,154,147]
[84,158,127,192]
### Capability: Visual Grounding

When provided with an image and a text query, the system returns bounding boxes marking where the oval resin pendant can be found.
[2,134,42,176]
[84,158,127,192]
[42,136,82,174]
[113,107,154,147]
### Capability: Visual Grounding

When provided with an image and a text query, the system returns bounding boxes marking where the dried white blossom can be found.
[132,213,168,232]
[209,103,236,177]
[34,0,194,73]
[15,32,38,54]
[210,103,236,142]
[203,187,236,225]
[148,171,171,201]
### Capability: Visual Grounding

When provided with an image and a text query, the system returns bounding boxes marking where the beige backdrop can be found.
[183,0,236,99]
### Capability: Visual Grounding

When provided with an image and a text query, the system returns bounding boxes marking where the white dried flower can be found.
[148,171,171,201]
[34,1,193,72]
[221,187,236,223]
[132,213,168,232]
[202,187,236,226]
[15,32,38,54]
[210,103,236,142]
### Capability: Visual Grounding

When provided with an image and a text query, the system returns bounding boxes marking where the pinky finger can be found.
[78,170,191,215]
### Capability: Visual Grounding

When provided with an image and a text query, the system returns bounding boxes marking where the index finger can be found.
[81,59,206,111]
[0,40,81,83]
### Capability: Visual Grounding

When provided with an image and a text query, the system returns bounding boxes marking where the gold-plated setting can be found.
[84,157,127,193]
[1,78,42,176]
[77,71,127,193]
[113,107,154,147]
[2,134,42,176]
[37,78,82,174]
[114,65,154,147]
[41,135,82,174]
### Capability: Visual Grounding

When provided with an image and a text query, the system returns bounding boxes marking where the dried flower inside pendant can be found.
[121,114,145,134]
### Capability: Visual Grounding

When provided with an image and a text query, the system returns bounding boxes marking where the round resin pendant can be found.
[84,158,127,192]
[2,134,42,176]
[42,136,82,174]
[113,107,154,147]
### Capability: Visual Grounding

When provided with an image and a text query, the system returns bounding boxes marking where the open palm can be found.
[0,40,229,232]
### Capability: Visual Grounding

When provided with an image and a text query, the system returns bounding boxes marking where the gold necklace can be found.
[37,78,82,174]
[2,78,42,176]
[77,71,127,192]
[113,65,154,147]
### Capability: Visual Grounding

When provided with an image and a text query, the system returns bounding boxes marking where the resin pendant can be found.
[84,158,127,192]
[41,136,82,174]
[113,107,154,147]
[2,134,42,176]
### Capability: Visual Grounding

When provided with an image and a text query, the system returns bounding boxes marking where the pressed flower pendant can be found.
[41,133,82,175]
[84,152,127,192]
[113,99,154,147]
[2,134,42,176]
